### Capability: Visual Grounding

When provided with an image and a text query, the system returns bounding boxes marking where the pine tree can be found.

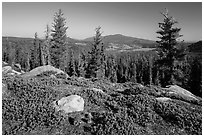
[156,9,184,86]
[50,9,68,69]
[129,60,137,83]
[45,24,50,40]
[77,52,86,77]
[85,26,104,78]
[99,45,106,78]
[67,48,77,76]
[3,37,9,62]
[25,48,31,72]
[41,24,51,65]
[149,55,153,85]
[8,43,15,67]
[107,55,117,83]
[30,32,42,69]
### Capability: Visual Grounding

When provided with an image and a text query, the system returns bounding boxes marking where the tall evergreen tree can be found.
[41,24,51,65]
[85,26,104,78]
[50,9,68,69]
[156,9,184,86]
[45,24,50,40]
[30,32,40,69]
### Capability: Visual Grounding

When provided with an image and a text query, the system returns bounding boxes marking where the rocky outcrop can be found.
[53,95,84,114]
[2,66,12,74]
[164,85,201,104]
[2,66,21,75]
[91,87,104,93]
[156,97,171,102]
[22,65,69,78]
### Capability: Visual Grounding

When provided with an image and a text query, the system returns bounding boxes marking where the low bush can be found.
[2,76,64,135]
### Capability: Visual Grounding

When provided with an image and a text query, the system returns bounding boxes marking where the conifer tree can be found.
[8,43,15,67]
[129,60,137,83]
[107,55,117,83]
[67,48,77,76]
[30,32,41,69]
[77,52,86,77]
[149,56,153,85]
[3,37,9,62]
[50,9,68,69]
[85,26,104,78]
[41,24,51,65]
[156,9,184,86]
[99,45,106,78]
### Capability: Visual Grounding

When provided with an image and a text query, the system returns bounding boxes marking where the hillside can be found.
[188,40,202,53]
[2,65,202,135]
[84,34,157,49]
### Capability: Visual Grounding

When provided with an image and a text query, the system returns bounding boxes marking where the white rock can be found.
[53,95,84,113]
[11,69,21,75]
[156,97,171,102]
[91,88,104,93]
[22,65,68,78]
[164,85,198,101]
[2,66,12,74]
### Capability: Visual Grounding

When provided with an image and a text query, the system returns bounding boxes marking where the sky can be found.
[2,2,202,41]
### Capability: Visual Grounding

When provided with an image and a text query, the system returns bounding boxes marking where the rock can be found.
[2,61,8,67]
[11,69,21,75]
[53,95,84,113]
[156,97,171,102]
[22,65,69,78]
[165,85,198,99]
[14,63,21,70]
[21,70,25,74]
[91,88,104,93]
[2,66,21,75]
[2,66,12,74]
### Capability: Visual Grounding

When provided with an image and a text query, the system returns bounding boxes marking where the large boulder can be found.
[53,95,84,114]
[164,85,200,102]
[22,65,68,78]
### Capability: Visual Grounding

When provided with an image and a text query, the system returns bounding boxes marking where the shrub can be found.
[2,76,64,135]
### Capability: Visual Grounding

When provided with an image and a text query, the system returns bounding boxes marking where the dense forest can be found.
[2,9,202,97]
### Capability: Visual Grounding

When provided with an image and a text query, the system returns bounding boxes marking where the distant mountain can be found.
[84,34,157,48]
[84,34,154,43]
